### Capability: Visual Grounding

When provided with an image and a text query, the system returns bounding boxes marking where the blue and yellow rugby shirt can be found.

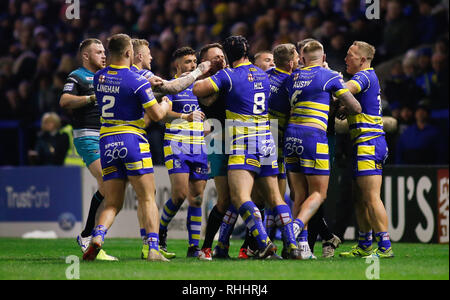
[164,78,205,147]
[286,65,348,130]
[347,68,384,144]
[208,62,272,147]
[267,67,292,158]
[94,65,157,139]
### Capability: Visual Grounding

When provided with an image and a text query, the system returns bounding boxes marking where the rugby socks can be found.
[217,205,238,250]
[264,207,277,241]
[92,225,107,243]
[159,198,182,232]
[274,204,298,249]
[358,231,373,250]
[187,206,202,247]
[375,232,391,251]
[238,201,269,250]
[245,204,265,251]
[298,229,308,243]
[81,191,104,238]
[293,218,305,238]
[146,232,159,251]
[140,228,147,244]
[201,205,225,249]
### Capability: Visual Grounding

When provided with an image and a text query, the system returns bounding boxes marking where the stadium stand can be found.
[0,0,448,166]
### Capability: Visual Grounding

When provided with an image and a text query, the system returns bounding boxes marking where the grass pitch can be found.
[0,238,448,280]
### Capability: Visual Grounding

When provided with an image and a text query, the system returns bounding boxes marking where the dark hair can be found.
[79,38,102,53]
[222,35,249,64]
[297,38,317,53]
[172,46,196,61]
[107,34,132,57]
[199,43,224,61]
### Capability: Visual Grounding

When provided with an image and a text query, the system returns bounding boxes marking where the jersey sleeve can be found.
[323,71,348,97]
[208,68,232,93]
[348,71,370,94]
[62,74,81,95]
[134,77,157,109]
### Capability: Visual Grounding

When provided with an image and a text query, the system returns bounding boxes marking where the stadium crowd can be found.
[0,0,448,166]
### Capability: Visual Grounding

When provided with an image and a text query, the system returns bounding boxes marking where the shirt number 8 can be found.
[253,92,265,114]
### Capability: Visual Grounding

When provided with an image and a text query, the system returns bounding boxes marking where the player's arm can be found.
[60,93,96,109]
[193,78,218,103]
[152,61,211,98]
[145,97,172,122]
[345,80,361,95]
[197,93,219,107]
[336,91,361,114]
[59,76,95,109]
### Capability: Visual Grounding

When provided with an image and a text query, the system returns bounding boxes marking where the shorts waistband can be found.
[73,129,100,138]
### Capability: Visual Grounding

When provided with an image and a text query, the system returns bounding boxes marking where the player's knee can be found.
[189,194,203,207]
[172,191,187,206]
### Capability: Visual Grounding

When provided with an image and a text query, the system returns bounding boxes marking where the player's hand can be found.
[336,105,348,120]
[149,76,164,87]
[161,96,172,111]
[323,61,330,69]
[87,94,96,104]
[198,61,212,75]
[184,110,205,122]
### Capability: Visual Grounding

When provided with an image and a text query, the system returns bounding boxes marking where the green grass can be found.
[0,238,448,280]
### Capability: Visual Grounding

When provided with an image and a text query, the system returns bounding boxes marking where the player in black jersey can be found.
[60,38,117,261]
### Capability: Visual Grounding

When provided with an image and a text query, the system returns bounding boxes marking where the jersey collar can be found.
[109,64,130,70]
[234,61,252,68]
[275,67,291,75]
[301,64,321,70]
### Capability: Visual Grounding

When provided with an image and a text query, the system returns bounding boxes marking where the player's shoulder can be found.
[68,67,89,81]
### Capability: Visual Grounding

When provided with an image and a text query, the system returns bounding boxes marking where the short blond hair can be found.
[353,41,376,61]
[302,40,324,61]
[132,39,149,54]
[41,112,61,131]
[273,43,297,67]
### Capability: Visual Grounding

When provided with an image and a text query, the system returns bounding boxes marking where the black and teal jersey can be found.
[62,67,100,130]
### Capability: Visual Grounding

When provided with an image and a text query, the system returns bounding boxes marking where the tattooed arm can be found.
[152,61,211,98]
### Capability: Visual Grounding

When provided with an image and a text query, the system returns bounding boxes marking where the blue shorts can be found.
[284,124,330,175]
[163,140,209,181]
[228,132,279,178]
[352,136,388,178]
[73,136,100,167]
[99,133,154,181]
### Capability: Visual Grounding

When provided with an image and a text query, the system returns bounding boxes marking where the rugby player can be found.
[158,47,209,258]
[131,39,211,259]
[59,38,116,261]
[296,38,343,258]
[283,40,361,259]
[194,36,301,259]
[264,43,299,258]
[194,43,233,261]
[82,33,172,262]
[339,41,394,258]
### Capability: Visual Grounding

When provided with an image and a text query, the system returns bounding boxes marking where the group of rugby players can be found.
[61,32,393,262]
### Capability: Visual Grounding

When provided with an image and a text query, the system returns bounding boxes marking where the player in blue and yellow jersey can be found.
[157,47,209,258]
[283,40,361,259]
[82,34,172,262]
[131,40,211,259]
[339,41,394,259]
[59,38,117,261]
[194,36,302,259]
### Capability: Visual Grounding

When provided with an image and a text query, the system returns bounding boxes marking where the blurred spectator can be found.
[381,0,415,58]
[395,102,443,165]
[28,112,69,165]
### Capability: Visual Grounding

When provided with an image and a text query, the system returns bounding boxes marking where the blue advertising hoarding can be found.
[0,166,82,226]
